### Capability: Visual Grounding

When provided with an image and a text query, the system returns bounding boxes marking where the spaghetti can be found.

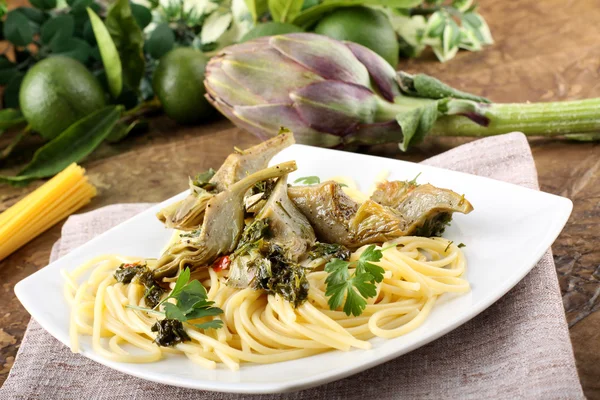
[64,236,468,370]
[0,164,96,261]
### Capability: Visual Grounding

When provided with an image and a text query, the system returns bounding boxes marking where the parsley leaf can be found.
[294,176,320,185]
[355,245,385,283]
[344,280,369,316]
[407,172,422,186]
[458,243,466,248]
[164,302,188,321]
[127,268,223,346]
[324,245,387,317]
[194,320,225,330]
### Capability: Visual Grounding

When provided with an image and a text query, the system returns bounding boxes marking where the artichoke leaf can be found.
[153,161,297,279]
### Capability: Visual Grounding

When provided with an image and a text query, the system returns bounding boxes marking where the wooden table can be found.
[1,0,599,397]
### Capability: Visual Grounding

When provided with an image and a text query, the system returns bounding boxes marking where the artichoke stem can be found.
[430,98,600,137]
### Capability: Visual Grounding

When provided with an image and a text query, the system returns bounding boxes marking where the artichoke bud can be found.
[205,33,490,150]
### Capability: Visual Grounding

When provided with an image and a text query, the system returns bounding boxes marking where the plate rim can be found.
[14,144,573,394]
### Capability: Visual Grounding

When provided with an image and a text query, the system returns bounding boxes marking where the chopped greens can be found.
[179,229,202,239]
[406,172,422,187]
[253,244,309,307]
[126,268,224,347]
[458,243,466,248]
[294,176,320,185]
[233,218,270,257]
[250,179,276,198]
[192,168,216,191]
[114,262,147,284]
[444,241,453,252]
[114,263,165,308]
[137,270,166,308]
[308,242,351,261]
[151,319,190,347]
[414,212,453,237]
[324,245,386,316]
[229,220,310,307]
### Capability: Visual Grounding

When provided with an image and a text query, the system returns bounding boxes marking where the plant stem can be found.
[430,98,600,137]
[1,125,31,160]
[123,97,162,118]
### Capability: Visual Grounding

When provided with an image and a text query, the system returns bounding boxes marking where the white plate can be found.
[15,144,572,394]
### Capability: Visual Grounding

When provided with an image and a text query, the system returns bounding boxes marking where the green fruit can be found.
[19,56,106,140]
[240,22,304,42]
[314,6,399,67]
[153,48,212,124]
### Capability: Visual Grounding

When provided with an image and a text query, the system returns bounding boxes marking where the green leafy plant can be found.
[0,0,494,186]
[0,106,123,185]
[87,7,123,98]
[386,0,493,62]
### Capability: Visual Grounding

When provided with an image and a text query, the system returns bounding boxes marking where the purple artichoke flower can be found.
[205,33,600,149]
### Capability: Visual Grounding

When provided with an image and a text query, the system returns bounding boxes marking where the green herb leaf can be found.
[164,302,188,320]
[457,243,466,248]
[0,106,123,186]
[87,7,123,98]
[343,280,369,316]
[167,267,191,301]
[156,268,224,335]
[355,245,385,283]
[186,306,223,320]
[30,0,57,10]
[105,0,145,93]
[3,10,34,46]
[269,0,304,23]
[130,2,152,30]
[127,267,224,342]
[325,281,348,311]
[325,245,393,316]
[294,176,320,185]
[324,258,350,286]
[145,23,175,59]
[193,320,223,330]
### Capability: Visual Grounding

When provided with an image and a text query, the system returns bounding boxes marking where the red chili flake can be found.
[122,262,140,269]
[212,256,230,272]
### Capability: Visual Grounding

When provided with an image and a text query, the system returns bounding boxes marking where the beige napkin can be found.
[0,133,584,399]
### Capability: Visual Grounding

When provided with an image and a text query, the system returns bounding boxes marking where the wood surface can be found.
[1,0,599,397]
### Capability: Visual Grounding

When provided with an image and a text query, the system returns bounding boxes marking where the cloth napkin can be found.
[0,133,584,400]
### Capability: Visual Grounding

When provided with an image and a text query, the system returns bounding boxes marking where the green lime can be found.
[19,56,106,140]
[314,6,399,67]
[240,22,304,42]
[153,48,212,124]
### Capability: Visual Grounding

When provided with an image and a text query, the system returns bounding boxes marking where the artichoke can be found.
[205,33,600,149]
